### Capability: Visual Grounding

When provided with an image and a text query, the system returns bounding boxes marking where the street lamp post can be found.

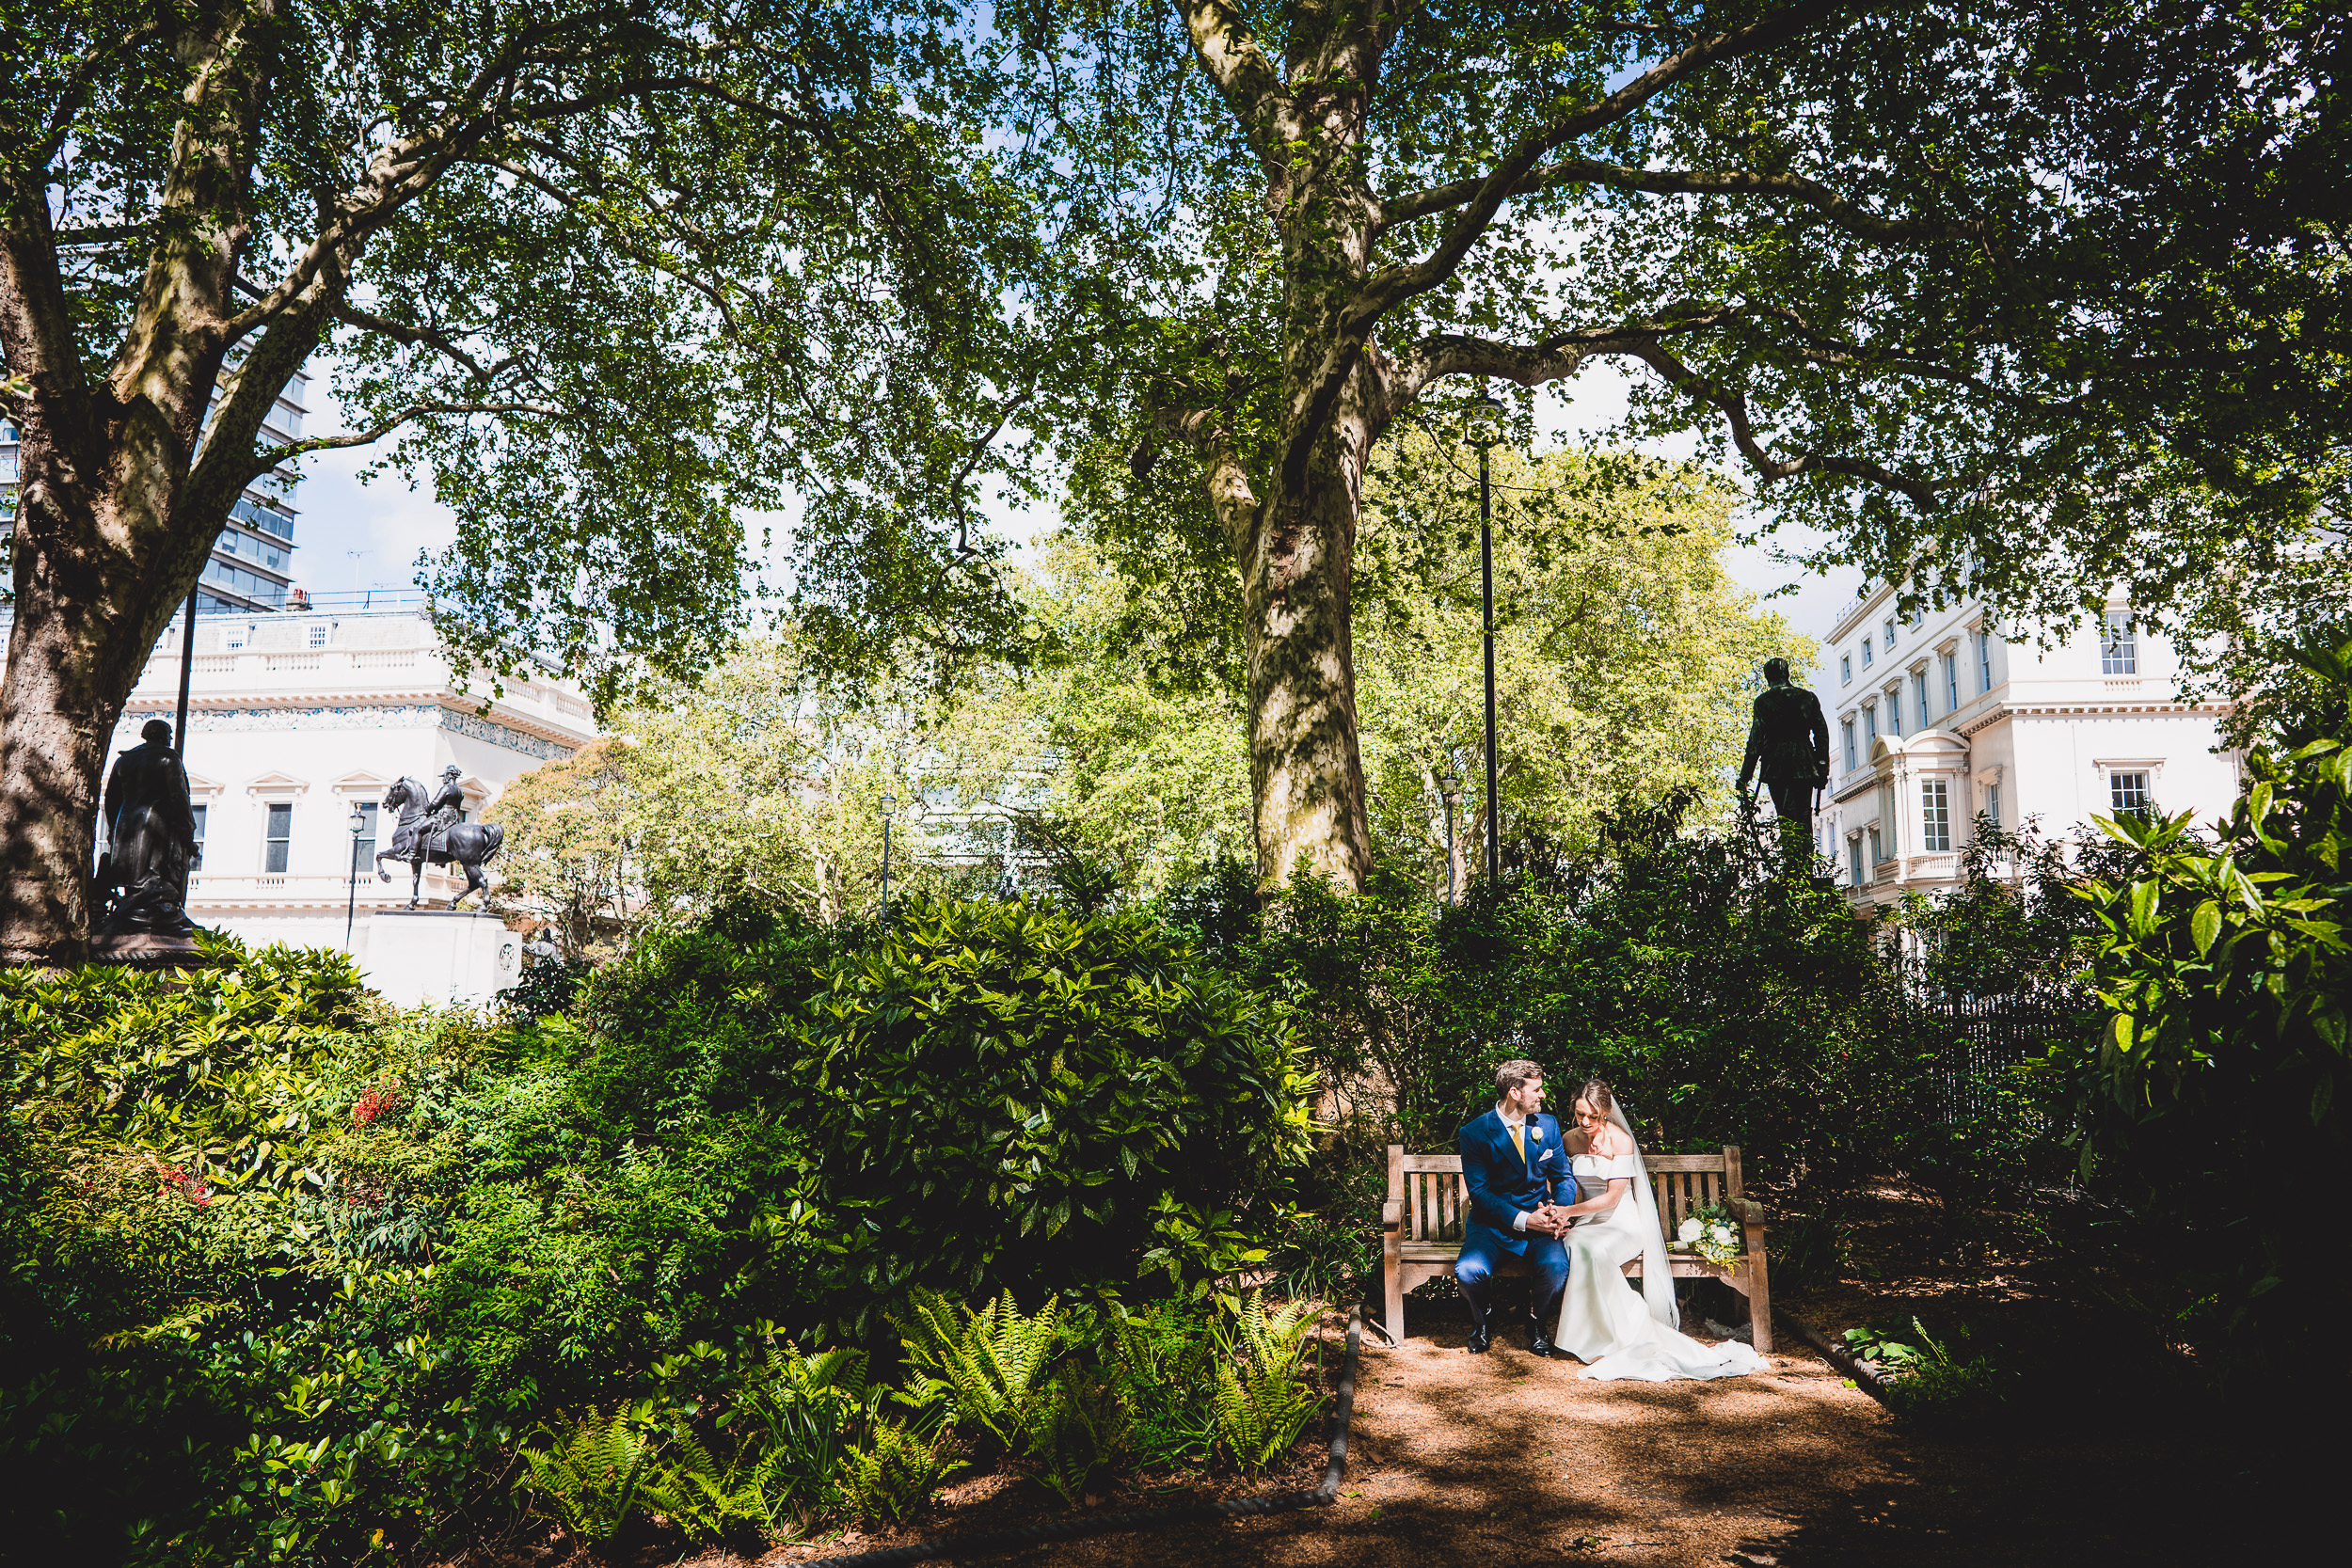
[880,790,896,917]
[1464,396,1505,882]
[344,805,366,949]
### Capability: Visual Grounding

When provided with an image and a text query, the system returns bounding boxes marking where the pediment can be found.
[244,770,310,796]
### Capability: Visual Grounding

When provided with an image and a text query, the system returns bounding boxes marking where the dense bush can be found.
[787,897,1315,1321]
[2058,720,2352,1388]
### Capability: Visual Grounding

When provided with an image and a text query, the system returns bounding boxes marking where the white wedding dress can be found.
[1553,1148,1768,1382]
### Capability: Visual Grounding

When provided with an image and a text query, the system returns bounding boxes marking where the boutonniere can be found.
[1529,1127,1544,1143]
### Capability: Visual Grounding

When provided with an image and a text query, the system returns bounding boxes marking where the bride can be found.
[1546,1078,1767,1382]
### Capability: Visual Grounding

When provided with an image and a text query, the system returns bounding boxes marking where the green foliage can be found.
[1105,1298,1223,1470]
[845,1418,964,1527]
[891,1290,1059,1452]
[518,1402,660,1545]
[1855,1319,2009,1427]
[1212,1294,1324,1475]
[2058,673,2352,1384]
[788,898,1313,1315]
[724,1345,872,1536]
[1023,1366,1135,1508]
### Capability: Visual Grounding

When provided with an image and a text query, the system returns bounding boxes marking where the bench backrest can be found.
[1387,1144,1747,1247]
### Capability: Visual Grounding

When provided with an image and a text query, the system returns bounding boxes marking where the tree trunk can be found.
[1239,410,1376,895]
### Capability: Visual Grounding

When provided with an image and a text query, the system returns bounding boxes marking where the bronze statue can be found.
[1740,657,1831,827]
[375,767,504,909]
[93,719,198,939]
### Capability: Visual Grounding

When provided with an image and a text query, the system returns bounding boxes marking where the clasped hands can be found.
[1523,1200,1575,1238]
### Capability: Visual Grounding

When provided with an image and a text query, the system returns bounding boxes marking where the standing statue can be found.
[1740,657,1831,829]
[93,719,199,940]
[375,766,504,909]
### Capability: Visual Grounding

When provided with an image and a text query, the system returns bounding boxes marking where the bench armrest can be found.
[1381,1199,1402,1232]
[1723,1195,1768,1224]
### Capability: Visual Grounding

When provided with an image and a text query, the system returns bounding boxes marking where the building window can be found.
[1840,654,1851,686]
[309,623,328,648]
[353,801,378,870]
[1983,781,2001,829]
[2110,770,2153,816]
[263,802,292,873]
[1861,638,1874,670]
[1914,670,1931,726]
[1977,629,1994,692]
[1842,718,1857,773]
[2103,611,2137,675]
[226,624,251,651]
[1921,779,1952,852]
[1888,687,1903,735]
[1883,618,1896,653]
[1863,704,1879,745]
[190,805,207,871]
[1943,652,1959,713]
[1849,835,1866,886]
[1868,825,1883,864]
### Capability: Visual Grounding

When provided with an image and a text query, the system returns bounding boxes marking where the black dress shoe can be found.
[1528,1334,1564,1358]
[1467,1326,1492,1354]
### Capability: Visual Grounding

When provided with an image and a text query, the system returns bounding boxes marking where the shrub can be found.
[2058,701,2352,1389]
[787,898,1313,1317]
[1213,1293,1325,1474]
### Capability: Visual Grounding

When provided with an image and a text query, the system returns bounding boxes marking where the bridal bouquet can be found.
[1672,1202,1742,1269]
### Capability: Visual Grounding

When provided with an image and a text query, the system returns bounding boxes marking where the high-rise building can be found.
[0,366,309,614]
[1806,579,2243,911]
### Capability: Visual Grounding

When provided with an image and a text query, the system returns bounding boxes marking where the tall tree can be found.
[996,0,2344,893]
[0,2,1023,963]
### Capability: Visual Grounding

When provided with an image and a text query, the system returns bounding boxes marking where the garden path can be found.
[756,1308,2245,1568]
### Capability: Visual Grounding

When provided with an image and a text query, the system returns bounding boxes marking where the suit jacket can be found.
[1740,682,1830,789]
[1457,1108,1570,1258]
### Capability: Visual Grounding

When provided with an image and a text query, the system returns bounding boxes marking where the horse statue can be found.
[376,767,503,910]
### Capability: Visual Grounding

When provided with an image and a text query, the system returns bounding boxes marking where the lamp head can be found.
[1464,396,1505,451]
[348,806,366,835]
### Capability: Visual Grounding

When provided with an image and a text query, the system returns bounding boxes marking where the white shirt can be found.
[1496,1101,1536,1231]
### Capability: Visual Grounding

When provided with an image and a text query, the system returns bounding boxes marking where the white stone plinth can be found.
[361,911,521,1009]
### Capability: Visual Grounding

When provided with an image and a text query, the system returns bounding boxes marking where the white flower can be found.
[1677,1217,1704,1244]
[1709,1222,1736,1246]
[1529,1127,1543,1142]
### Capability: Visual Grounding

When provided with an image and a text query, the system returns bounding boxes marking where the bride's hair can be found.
[1576,1078,1616,1117]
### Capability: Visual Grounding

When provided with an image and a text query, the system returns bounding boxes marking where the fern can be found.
[1023,1366,1133,1508]
[729,1342,871,1534]
[1212,1293,1323,1474]
[516,1402,660,1544]
[890,1288,1059,1449]
[846,1418,965,1526]
[636,1430,777,1544]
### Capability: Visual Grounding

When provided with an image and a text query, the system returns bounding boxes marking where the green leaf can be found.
[2190,900,2221,957]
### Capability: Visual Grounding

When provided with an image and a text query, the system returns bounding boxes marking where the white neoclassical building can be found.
[105,605,598,962]
[1805,581,2243,912]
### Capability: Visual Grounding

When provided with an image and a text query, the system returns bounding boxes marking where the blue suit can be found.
[1455,1108,1572,1341]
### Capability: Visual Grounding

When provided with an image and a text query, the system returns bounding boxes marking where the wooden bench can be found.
[1380,1143,1772,1352]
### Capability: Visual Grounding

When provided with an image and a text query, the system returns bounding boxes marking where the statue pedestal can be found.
[89,928,213,970]
[361,911,521,1009]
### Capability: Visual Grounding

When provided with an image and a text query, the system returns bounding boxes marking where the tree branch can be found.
[1386,155,1967,244]
[1626,339,1942,509]
[246,400,563,481]
[30,14,169,168]
[1280,0,1836,495]
[1174,0,1288,156]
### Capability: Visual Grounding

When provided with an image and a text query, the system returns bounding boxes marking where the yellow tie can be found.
[1509,1122,1526,1163]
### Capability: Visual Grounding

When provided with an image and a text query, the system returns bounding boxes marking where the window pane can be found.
[190,804,207,871]
[1921,780,1951,852]
[1842,719,1857,773]
[1944,653,1959,711]
[264,802,291,874]
[1978,631,1993,692]
[2110,771,2152,815]
[1840,655,1851,685]
[1984,783,2001,828]
[1849,837,1865,885]
[354,801,378,863]
[1889,689,1902,733]
[2103,611,2137,675]
[1914,671,1930,723]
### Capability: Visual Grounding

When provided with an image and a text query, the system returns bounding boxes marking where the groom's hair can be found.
[1494,1059,1544,1097]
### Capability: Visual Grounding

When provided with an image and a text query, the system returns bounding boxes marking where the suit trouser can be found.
[1455,1229,1570,1339]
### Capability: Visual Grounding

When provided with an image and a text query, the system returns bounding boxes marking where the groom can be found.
[1455,1059,1572,1356]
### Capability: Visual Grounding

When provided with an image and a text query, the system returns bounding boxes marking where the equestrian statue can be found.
[376,766,503,909]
